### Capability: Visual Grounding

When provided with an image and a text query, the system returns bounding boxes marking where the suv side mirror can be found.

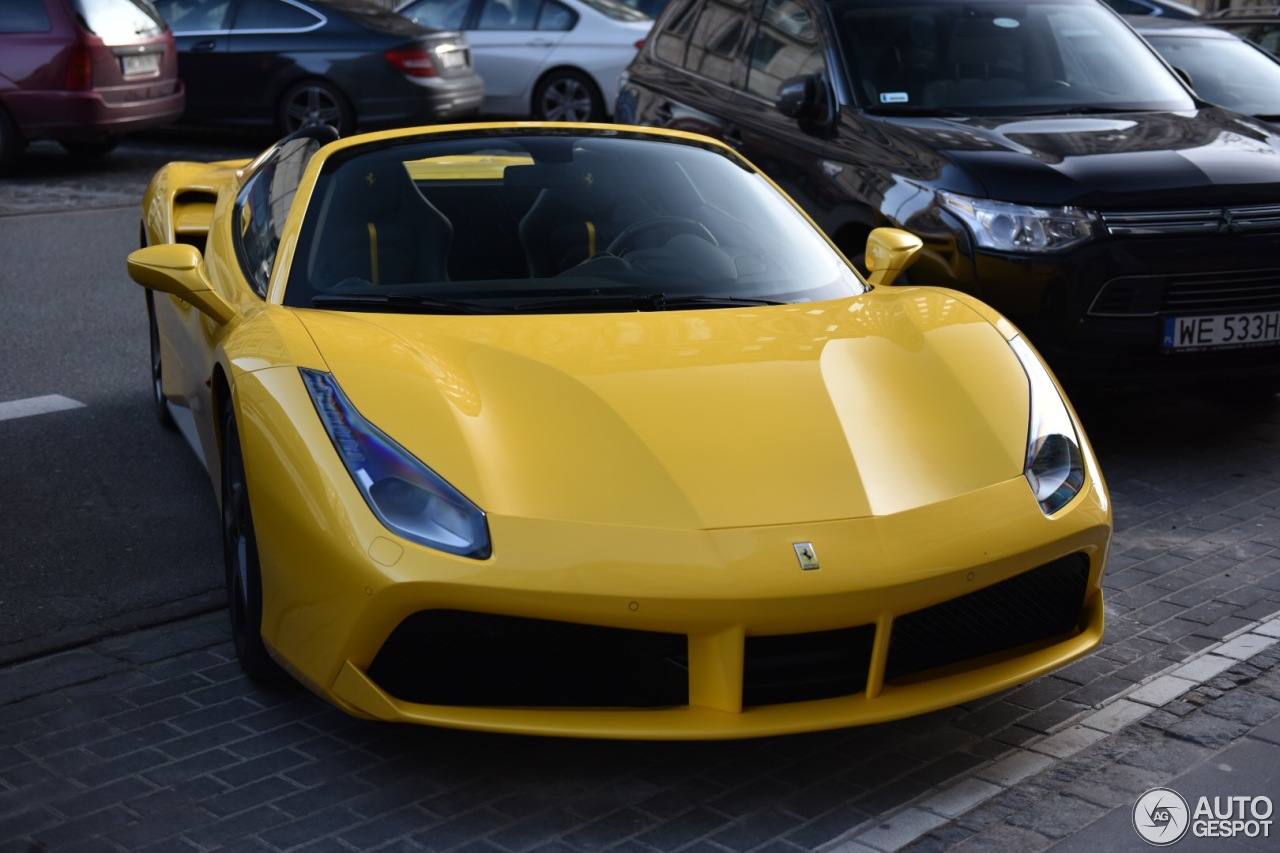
[776,73,832,124]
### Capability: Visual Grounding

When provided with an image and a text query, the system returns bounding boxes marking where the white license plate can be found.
[1163,312,1280,351]
[438,48,466,69]
[122,53,160,76]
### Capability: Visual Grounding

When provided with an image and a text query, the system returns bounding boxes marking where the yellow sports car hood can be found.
[296,289,1032,529]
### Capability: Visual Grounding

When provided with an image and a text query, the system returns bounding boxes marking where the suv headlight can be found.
[941,191,1095,253]
[1008,336,1084,515]
[302,368,491,559]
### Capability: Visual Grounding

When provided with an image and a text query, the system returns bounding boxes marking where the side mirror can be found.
[776,73,831,124]
[127,243,236,325]
[864,227,923,286]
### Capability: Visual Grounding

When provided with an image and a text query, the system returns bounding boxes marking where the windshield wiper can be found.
[311,293,487,314]
[655,294,788,309]
[1018,105,1138,117]
[513,293,787,313]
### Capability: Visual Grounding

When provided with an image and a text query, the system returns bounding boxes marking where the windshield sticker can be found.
[994,17,1019,28]
[880,92,909,103]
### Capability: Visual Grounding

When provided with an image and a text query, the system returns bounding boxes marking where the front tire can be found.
[0,106,25,175]
[277,80,352,136]
[532,70,604,122]
[221,404,280,682]
[60,137,119,158]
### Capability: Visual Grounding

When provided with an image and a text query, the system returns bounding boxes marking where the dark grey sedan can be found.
[153,0,484,135]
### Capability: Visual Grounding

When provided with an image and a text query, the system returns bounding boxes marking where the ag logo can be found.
[1133,787,1190,845]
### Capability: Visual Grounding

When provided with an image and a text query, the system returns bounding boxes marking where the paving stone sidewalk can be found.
[862,618,1280,852]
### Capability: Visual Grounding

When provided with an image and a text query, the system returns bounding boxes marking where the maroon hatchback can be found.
[0,0,185,171]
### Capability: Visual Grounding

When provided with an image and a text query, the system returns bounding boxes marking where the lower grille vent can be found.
[368,611,689,708]
[885,554,1091,681]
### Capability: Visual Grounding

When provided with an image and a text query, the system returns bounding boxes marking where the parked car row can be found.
[0,0,185,171]
[0,0,658,172]
[397,0,654,121]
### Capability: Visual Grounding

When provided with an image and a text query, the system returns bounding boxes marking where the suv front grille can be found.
[1100,203,1280,236]
[1089,269,1280,317]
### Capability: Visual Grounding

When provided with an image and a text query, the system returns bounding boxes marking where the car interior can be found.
[291,135,861,312]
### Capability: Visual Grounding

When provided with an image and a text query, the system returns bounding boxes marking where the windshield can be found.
[1144,33,1280,119]
[286,130,864,314]
[832,0,1195,115]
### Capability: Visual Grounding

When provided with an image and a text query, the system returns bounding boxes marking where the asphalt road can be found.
[0,131,262,663]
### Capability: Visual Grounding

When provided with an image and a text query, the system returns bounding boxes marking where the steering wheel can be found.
[607,217,718,256]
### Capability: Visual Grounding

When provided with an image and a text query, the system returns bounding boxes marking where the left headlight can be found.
[301,368,491,559]
[940,191,1095,253]
[1008,336,1085,515]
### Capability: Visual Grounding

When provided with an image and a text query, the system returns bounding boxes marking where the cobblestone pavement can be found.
[0,132,262,217]
[3,135,1280,852]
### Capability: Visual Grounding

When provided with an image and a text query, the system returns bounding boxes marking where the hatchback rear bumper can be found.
[6,83,185,141]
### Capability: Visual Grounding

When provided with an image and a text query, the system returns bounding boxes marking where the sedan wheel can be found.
[278,80,351,136]
[60,138,119,158]
[532,70,603,122]
[0,106,25,175]
[221,405,280,682]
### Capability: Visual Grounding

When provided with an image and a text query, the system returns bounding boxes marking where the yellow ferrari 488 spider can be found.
[128,122,1111,739]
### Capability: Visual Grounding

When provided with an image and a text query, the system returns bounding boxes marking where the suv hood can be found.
[886,107,1280,207]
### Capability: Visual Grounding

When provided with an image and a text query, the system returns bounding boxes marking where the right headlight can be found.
[301,368,491,559]
[1009,335,1085,515]
[940,191,1095,253]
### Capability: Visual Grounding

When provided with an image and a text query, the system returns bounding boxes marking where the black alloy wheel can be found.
[532,70,604,122]
[278,80,352,136]
[221,404,280,682]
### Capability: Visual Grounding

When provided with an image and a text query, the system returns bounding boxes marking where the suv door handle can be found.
[190,40,217,52]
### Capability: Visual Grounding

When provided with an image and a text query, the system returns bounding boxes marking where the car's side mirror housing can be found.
[776,73,832,124]
[127,243,236,325]
[864,227,923,286]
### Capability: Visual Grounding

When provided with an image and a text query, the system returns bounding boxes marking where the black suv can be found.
[618,0,1280,392]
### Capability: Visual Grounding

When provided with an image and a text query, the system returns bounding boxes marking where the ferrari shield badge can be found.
[794,542,820,571]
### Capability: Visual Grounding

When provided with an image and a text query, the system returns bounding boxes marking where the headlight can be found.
[301,368,491,559]
[1008,336,1085,515]
[940,191,1095,253]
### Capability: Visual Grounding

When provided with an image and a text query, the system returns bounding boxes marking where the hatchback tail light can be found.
[385,47,438,78]
[66,43,93,90]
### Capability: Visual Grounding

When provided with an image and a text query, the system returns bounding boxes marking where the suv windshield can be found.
[832,0,1195,115]
[287,130,864,314]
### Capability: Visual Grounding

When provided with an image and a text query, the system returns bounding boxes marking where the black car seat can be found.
[312,158,453,289]
[515,152,651,277]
